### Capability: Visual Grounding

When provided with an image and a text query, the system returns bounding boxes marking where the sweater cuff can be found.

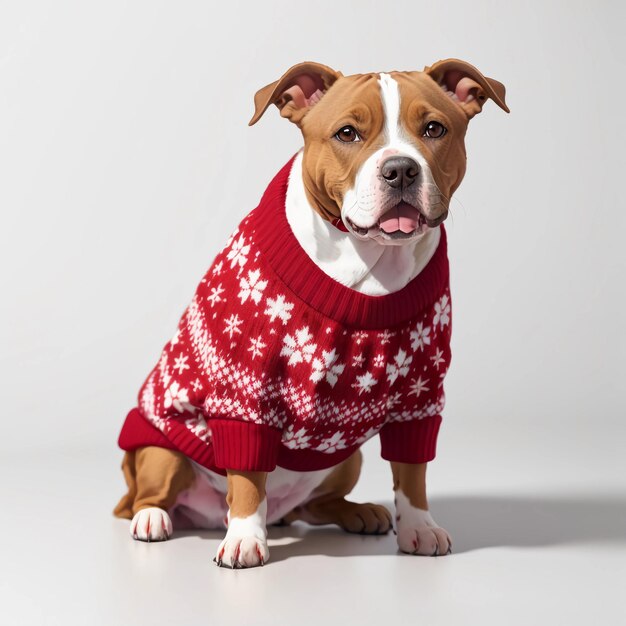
[379,414,442,464]
[209,418,282,472]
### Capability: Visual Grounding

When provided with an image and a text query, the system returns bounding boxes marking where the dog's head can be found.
[249,59,509,245]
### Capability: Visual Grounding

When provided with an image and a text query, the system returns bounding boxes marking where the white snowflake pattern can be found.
[226,234,250,270]
[264,294,294,325]
[410,322,431,352]
[386,348,413,385]
[280,326,317,365]
[310,348,345,387]
[357,425,382,444]
[377,329,395,344]
[386,391,403,410]
[163,381,190,413]
[315,431,348,454]
[351,371,378,395]
[431,348,446,369]
[352,331,368,345]
[191,378,203,393]
[352,353,365,368]
[283,425,312,449]
[248,336,266,359]
[373,353,385,368]
[213,260,224,275]
[238,268,268,305]
[207,283,226,307]
[433,294,451,329]
[223,313,243,338]
[408,375,430,398]
[172,353,190,375]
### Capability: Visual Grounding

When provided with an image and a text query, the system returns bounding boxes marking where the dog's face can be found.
[250,59,508,245]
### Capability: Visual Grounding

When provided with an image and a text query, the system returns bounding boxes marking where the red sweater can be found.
[118,154,452,475]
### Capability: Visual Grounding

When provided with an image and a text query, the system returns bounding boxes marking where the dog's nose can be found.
[380,156,420,189]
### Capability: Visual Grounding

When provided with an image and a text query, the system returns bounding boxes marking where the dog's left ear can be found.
[424,58,510,119]
[248,61,343,127]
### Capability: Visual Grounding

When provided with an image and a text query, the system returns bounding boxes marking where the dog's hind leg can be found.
[113,446,196,542]
[282,450,393,534]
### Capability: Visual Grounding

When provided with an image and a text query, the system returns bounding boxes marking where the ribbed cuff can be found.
[209,419,282,472]
[379,415,442,464]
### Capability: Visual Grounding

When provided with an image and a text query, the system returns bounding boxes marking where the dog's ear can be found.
[424,58,510,119]
[248,61,343,127]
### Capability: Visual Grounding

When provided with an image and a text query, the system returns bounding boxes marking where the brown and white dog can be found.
[113,59,508,568]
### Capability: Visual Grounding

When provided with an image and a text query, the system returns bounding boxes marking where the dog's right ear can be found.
[248,62,343,127]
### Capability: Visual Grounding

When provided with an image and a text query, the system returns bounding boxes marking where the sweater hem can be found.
[118,408,226,476]
[118,410,360,474]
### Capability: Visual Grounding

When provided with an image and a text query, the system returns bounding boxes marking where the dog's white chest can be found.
[284,151,440,295]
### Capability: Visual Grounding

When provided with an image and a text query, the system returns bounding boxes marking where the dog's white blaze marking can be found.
[379,72,402,145]
[378,72,429,170]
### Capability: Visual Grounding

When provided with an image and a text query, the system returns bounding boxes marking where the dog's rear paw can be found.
[338,502,393,535]
[130,507,172,542]
[214,535,269,569]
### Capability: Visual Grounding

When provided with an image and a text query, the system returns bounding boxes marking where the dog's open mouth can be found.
[346,202,428,238]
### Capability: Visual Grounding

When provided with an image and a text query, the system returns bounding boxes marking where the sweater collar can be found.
[250,153,450,330]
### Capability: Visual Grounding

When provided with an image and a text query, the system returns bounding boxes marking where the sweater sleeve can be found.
[379,285,452,465]
[378,414,442,464]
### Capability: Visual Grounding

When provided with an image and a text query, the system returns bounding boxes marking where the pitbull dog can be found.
[113,59,508,568]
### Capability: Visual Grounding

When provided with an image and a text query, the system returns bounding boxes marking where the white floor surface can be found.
[2,434,625,626]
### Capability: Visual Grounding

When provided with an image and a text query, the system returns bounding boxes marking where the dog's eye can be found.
[423,121,447,139]
[334,126,361,143]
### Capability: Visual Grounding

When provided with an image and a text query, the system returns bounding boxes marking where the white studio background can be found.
[1,0,625,495]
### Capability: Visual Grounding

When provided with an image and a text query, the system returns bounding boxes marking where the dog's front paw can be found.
[394,491,452,556]
[130,507,172,542]
[215,533,270,569]
[397,522,452,556]
[214,503,269,569]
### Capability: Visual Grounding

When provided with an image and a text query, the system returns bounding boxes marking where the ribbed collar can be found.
[250,153,450,330]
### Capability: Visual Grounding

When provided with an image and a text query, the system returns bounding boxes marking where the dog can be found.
[113,58,508,568]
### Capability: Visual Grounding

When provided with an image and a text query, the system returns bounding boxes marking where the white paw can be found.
[214,498,269,569]
[394,490,452,556]
[215,534,270,569]
[130,507,173,542]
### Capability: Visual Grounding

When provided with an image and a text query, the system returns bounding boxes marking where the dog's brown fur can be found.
[113,447,196,519]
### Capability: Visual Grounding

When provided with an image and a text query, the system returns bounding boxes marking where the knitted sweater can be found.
[118,154,452,474]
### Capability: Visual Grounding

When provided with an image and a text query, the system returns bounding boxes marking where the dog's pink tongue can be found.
[379,202,420,233]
